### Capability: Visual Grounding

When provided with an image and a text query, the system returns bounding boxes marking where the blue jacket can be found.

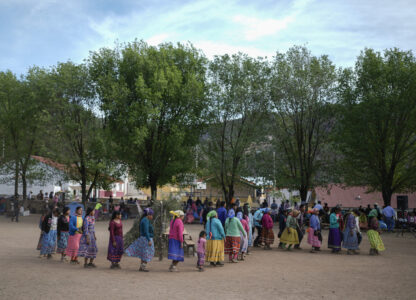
[140,217,154,241]
[69,215,82,236]
[217,207,227,226]
[253,210,263,227]
[205,218,225,240]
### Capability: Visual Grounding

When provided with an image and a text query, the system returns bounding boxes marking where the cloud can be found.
[193,40,273,59]
[146,33,170,46]
[232,15,294,41]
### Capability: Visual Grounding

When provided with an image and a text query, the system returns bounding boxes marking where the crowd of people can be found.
[35,197,401,274]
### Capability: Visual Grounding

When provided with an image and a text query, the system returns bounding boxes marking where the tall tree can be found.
[89,41,206,200]
[270,46,337,202]
[51,61,120,207]
[336,48,416,206]
[201,53,269,204]
[0,68,53,206]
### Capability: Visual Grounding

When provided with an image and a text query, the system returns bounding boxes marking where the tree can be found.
[269,46,337,202]
[336,48,416,206]
[0,68,53,206]
[50,61,120,207]
[201,53,269,204]
[89,41,206,200]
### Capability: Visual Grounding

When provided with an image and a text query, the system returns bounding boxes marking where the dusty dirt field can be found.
[0,215,415,300]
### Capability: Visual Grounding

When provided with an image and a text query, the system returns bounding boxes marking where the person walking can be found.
[224,210,246,263]
[125,208,155,272]
[342,210,359,255]
[57,207,70,261]
[168,210,185,272]
[279,209,299,251]
[308,208,322,253]
[382,205,396,232]
[40,208,60,258]
[107,211,124,269]
[78,208,98,268]
[205,210,225,267]
[328,207,342,254]
[260,208,274,250]
[294,204,306,250]
[253,208,264,247]
[197,231,206,272]
[66,206,83,264]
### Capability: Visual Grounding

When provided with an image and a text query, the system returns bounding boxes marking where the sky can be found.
[1,0,415,75]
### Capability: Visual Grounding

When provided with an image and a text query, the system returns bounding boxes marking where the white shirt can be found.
[51,216,58,231]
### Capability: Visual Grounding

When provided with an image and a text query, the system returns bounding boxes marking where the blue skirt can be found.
[57,231,70,254]
[40,230,57,255]
[125,236,154,262]
[342,228,359,250]
[168,239,184,262]
[328,228,342,250]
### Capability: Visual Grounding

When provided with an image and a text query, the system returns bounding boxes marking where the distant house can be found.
[194,177,258,203]
[314,185,416,209]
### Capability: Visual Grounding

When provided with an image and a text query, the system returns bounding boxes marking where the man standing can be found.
[11,196,19,223]
[382,204,396,232]
[216,201,227,227]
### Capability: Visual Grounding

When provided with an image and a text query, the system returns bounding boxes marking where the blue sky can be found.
[1,0,415,74]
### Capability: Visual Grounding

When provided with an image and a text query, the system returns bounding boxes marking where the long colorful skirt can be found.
[66,233,82,257]
[205,240,224,262]
[107,235,124,262]
[307,228,321,248]
[367,230,385,251]
[78,232,98,258]
[36,232,43,250]
[168,238,184,262]
[56,231,70,254]
[280,227,299,245]
[342,228,359,250]
[328,228,342,250]
[260,228,275,245]
[239,232,248,253]
[224,236,241,255]
[248,224,253,247]
[40,230,57,255]
[125,236,154,262]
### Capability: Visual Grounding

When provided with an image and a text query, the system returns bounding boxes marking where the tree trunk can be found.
[150,182,157,202]
[299,186,308,203]
[22,173,27,209]
[381,187,392,207]
[81,175,87,208]
[14,159,19,199]
[227,184,235,206]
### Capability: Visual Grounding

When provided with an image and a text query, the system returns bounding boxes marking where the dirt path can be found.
[0,215,415,300]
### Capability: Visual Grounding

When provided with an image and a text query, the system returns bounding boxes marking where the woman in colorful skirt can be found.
[343,210,359,255]
[205,210,225,267]
[40,208,60,258]
[308,208,322,253]
[243,203,253,254]
[328,206,342,254]
[66,206,83,264]
[225,210,246,263]
[125,208,155,272]
[237,212,249,260]
[280,209,300,251]
[107,211,124,269]
[78,207,98,268]
[168,210,185,272]
[367,217,385,256]
[260,208,274,250]
[57,207,70,261]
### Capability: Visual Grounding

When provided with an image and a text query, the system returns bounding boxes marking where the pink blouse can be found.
[169,218,184,243]
[241,218,250,234]
[262,214,274,230]
[197,237,206,253]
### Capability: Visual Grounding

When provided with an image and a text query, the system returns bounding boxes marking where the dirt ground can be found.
[0,215,415,300]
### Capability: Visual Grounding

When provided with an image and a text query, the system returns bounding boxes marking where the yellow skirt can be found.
[206,240,224,262]
[280,227,299,245]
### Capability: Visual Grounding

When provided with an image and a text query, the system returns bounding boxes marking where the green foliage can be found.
[336,48,416,205]
[89,41,206,198]
[201,53,269,203]
[50,61,122,205]
[269,46,338,201]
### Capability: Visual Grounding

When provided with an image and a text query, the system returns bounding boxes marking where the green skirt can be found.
[367,230,385,251]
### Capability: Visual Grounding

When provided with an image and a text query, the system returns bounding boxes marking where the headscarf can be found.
[237,212,243,221]
[207,210,217,219]
[144,208,154,216]
[169,210,184,218]
[228,209,235,219]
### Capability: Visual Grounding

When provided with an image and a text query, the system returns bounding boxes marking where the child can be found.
[197,231,206,272]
